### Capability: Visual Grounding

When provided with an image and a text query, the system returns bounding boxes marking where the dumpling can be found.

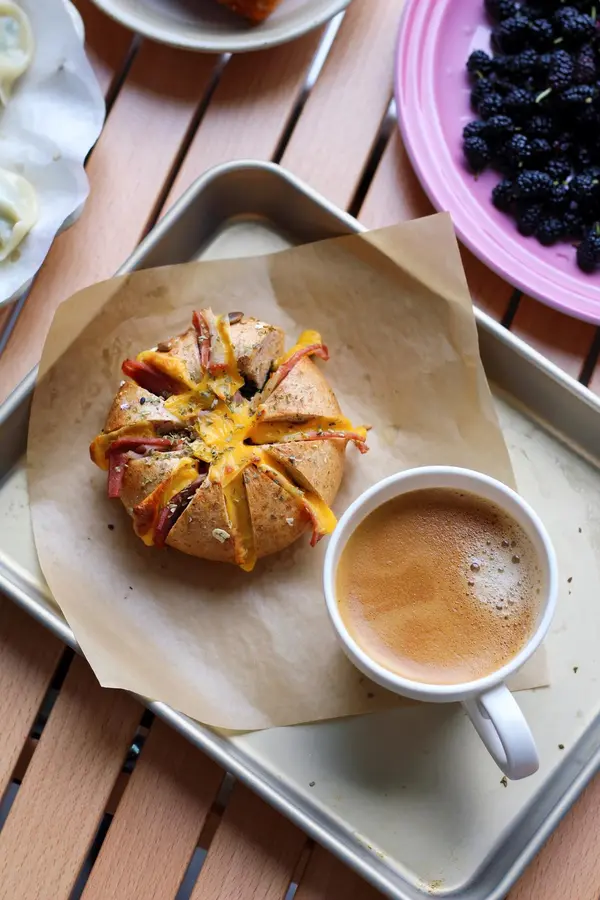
[0,2,33,106]
[0,167,37,261]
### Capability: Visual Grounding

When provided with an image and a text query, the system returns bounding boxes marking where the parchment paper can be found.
[28,214,548,730]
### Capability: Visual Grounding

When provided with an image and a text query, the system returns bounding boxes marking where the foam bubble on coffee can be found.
[336,488,542,685]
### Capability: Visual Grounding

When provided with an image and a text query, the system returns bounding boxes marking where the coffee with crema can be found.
[336,488,542,685]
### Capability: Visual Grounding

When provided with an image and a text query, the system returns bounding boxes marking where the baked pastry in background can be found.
[90,310,368,571]
[217,0,283,23]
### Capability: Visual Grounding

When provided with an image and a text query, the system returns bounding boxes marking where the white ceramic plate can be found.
[0,0,104,307]
[90,0,352,53]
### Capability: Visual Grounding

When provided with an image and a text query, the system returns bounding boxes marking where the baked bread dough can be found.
[90,310,368,571]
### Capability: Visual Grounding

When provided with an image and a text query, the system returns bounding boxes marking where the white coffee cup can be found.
[323,466,558,780]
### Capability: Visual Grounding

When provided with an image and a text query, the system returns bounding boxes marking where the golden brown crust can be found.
[258,357,341,422]
[217,0,282,23]
[156,327,202,383]
[266,440,345,505]
[166,481,237,563]
[243,465,307,558]
[230,318,284,388]
[104,382,181,432]
[120,455,185,514]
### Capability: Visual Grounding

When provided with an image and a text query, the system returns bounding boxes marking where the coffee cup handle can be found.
[462,684,539,780]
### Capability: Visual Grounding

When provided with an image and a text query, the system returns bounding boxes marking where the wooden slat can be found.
[165,30,323,209]
[359,130,513,320]
[509,296,596,379]
[509,773,600,900]
[281,0,401,210]
[0,43,217,403]
[0,655,140,900]
[75,0,135,97]
[0,595,62,796]
[81,719,223,899]
[296,845,383,900]
[190,783,306,899]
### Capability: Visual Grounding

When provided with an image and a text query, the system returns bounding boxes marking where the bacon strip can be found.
[294,430,369,454]
[122,359,181,397]
[262,341,329,399]
[193,309,230,374]
[153,476,207,548]
[105,437,178,499]
[192,310,210,370]
[107,436,176,456]
[107,453,128,499]
[309,512,325,547]
[207,311,228,373]
[256,461,335,548]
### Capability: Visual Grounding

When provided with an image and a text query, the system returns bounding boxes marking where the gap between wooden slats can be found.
[0,655,141,900]
[189,783,306,900]
[508,297,597,381]
[280,0,401,211]
[80,719,223,900]
[0,595,63,798]
[359,129,513,320]
[0,41,219,403]
[75,0,137,100]
[295,844,384,900]
[164,28,325,209]
[586,339,600,392]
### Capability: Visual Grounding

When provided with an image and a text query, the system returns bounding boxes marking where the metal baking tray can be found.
[1,160,600,900]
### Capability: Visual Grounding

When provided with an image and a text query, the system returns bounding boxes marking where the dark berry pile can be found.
[463,0,600,273]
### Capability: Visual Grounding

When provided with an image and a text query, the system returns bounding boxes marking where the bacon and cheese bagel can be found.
[90,310,368,571]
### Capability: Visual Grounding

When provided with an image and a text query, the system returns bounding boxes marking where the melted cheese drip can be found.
[274,330,323,368]
[248,416,362,445]
[191,399,256,466]
[135,458,199,546]
[137,350,197,391]
[255,451,337,539]
[164,389,214,423]
[89,423,155,470]
[205,315,244,400]
[223,472,256,572]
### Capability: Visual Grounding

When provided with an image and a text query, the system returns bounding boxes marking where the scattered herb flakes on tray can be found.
[463,0,600,273]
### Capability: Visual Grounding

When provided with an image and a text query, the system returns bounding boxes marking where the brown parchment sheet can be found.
[27,213,548,730]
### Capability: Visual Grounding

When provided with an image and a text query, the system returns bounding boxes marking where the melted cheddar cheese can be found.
[274,330,323,369]
[89,423,156,469]
[137,350,197,391]
[248,416,365,445]
[191,400,255,464]
[255,451,337,540]
[164,389,214,423]
[134,458,199,546]
[205,315,244,400]
[223,471,256,572]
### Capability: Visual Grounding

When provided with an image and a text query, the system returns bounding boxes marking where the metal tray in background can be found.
[1,161,600,900]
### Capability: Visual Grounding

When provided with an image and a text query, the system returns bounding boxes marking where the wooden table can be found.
[0,1,598,897]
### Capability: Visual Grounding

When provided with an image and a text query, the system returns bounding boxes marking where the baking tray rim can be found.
[1,158,599,900]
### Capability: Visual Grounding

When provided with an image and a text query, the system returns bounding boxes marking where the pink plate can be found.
[395,0,600,323]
